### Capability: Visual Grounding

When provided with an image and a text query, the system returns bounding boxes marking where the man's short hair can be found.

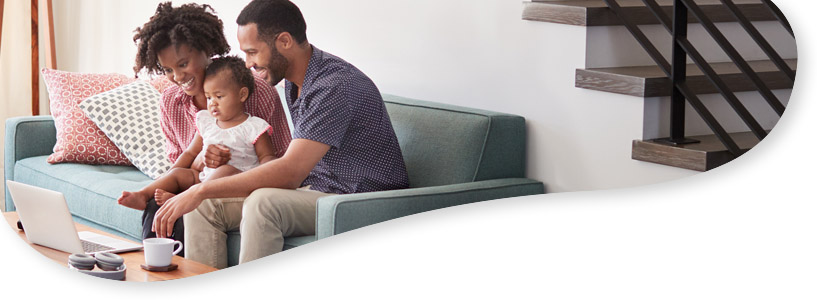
[237,0,307,45]
[204,55,256,99]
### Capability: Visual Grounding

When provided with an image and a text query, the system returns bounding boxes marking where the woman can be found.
[132,2,291,246]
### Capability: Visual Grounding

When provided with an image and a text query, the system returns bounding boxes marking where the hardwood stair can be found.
[522,0,777,26]
[576,59,796,97]
[632,131,763,171]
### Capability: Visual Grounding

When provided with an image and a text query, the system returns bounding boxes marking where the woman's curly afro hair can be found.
[133,2,230,77]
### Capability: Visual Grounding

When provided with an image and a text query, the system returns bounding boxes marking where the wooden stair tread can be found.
[523,0,776,26]
[632,131,763,171]
[576,59,796,97]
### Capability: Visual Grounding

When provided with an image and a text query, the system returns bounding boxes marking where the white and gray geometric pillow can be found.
[80,80,171,179]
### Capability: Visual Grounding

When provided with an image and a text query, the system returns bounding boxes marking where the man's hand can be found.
[204,144,231,169]
[152,184,205,238]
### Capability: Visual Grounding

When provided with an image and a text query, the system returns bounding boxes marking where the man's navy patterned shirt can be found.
[284,46,409,194]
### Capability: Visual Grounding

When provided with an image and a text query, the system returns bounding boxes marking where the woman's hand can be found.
[204,144,231,168]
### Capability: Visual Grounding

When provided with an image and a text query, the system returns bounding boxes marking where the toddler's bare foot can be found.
[154,189,176,206]
[117,191,148,210]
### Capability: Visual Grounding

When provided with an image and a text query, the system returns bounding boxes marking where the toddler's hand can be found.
[191,155,205,172]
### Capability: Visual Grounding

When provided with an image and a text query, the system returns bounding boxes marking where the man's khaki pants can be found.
[184,187,332,269]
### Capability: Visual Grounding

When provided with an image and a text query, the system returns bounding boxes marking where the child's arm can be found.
[173,134,204,169]
[254,133,277,165]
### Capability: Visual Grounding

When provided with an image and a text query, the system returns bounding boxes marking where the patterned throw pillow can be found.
[148,75,174,94]
[80,80,172,179]
[42,68,136,165]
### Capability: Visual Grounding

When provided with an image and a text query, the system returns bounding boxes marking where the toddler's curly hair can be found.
[132,2,229,77]
[205,56,256,99]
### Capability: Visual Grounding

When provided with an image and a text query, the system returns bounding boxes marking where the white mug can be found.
[143,238,183,267]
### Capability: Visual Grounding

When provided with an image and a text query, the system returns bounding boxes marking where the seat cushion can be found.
[13,156,151,240]
[284,235,317,250]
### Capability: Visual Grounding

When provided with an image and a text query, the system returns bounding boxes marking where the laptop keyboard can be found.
[81,240,114,253]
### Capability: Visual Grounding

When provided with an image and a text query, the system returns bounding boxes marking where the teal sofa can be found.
[5,94,545,267]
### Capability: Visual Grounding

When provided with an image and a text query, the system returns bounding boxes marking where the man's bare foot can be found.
[117,191,148,210]
[154,189,176,206]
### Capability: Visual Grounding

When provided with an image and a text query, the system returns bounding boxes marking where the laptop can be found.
[7,180,143,255]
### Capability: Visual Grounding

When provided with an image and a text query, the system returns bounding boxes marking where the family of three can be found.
[119,0,409,269]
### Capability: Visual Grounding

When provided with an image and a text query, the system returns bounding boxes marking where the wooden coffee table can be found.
[4,212,217,281]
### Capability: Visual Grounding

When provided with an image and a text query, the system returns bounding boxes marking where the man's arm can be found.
[152,138,330,238]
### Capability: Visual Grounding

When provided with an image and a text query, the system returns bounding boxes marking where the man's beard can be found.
[266,47,289,86]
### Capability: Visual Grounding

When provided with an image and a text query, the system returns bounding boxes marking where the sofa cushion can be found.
[13,155,150,240]
[383,95,526,188]
[384,98,487,188]
[80,80,172,179]
[41,68,136,166]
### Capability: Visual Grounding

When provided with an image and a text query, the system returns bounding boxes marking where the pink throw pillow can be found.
[41,68,136,165]
[148,76,174,94]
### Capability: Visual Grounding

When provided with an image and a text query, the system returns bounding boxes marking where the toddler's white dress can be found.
[196,110,272,182]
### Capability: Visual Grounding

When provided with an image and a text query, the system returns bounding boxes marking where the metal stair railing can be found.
[761,0,793,36]
[681,0,786,116]
[722,0,794,82]
[601,0,794,156]
[640,0,767,141]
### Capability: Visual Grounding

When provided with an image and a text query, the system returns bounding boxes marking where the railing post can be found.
[670,0,686,141]
[657,0,698,145]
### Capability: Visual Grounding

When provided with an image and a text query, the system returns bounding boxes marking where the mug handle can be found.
[172,241,184,256]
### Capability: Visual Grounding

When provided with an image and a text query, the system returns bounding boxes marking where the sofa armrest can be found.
[4,116,56,211]
[315,178,544,239]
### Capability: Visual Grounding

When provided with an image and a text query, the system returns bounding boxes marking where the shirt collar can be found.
[302,44,323,91]
[285,44,323,105]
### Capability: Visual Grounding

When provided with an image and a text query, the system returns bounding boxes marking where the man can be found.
[153,0,409,269]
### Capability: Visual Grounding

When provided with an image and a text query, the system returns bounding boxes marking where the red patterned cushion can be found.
[41,68,136,165]
[148,76,174,94]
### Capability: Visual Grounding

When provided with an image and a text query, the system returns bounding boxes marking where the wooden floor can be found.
[522,0,775,26]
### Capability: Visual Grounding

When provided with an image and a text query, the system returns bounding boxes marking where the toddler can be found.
[118,55,277,210]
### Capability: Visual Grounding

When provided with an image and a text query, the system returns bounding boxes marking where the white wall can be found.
[5,0,717,194]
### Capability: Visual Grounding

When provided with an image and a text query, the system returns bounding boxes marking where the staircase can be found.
[523,0,796,171]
